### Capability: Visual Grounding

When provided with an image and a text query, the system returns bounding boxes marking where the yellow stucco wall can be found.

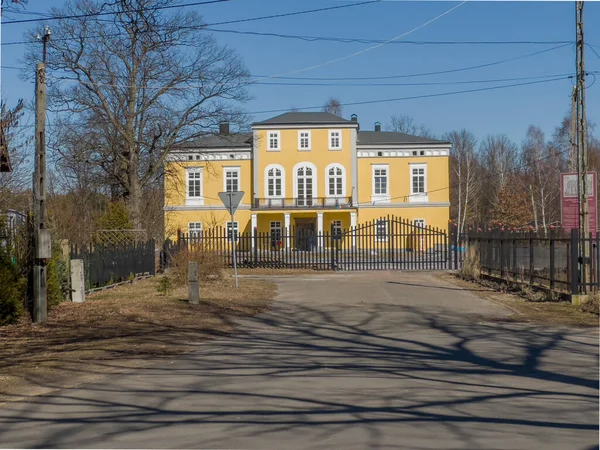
[255,128,354,199]
[356,156,449,204]
[164,160,252,208]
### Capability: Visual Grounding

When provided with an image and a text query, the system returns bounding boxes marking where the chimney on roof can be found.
[219,121,230,135]
[350,114,359,132]
[375,122,381,132]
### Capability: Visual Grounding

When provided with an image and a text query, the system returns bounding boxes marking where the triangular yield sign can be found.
[218,191,244,215]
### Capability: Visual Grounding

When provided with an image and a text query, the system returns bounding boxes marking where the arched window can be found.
[294,163,316,207]
[265,164,284,198]
[327,165,344,197]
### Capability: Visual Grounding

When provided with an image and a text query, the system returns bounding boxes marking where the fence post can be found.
[529,230,534,286]
[549,230,555,292]
[188,261,200,305]
[330,233,336,271]
[454,228,459,270]
[570,228,579,295]
[487,234,492,276]
[500,231,505,280]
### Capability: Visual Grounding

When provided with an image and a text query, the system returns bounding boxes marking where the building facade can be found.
[164,112,451,246]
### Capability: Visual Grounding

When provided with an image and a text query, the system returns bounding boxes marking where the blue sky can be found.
[1,0,599,145]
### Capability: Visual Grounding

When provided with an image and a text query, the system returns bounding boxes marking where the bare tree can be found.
[521,126,564,235]
[444,130,480,234]
[1,0,27,14]
[479,134,518,221]
[323,97,343,117]
[0,98,32,209]
[25,0,250,228]
[387,114,433,138]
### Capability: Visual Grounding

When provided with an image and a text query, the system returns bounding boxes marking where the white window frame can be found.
[185,167,204,206]
[293,162,318,206]
[328,130,342,151]
[223,166,241,193]
[267,131,281,151]
[270,221,283,247]
[409,163,428,203]
[264,164,285,201]
[376,219,388,242]
[413,218,426,229]
[330,220,342,240]
[298,130,311,151]
[226,221,239,243]
[371,164,390,203]
[188,222,203,238]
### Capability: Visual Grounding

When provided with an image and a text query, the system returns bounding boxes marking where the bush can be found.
[171,248,224,285]
[580,293,599,315]
[459,247,480,280]
[0,253,26,326]
[47,240,69,308]
[156,275,175,296]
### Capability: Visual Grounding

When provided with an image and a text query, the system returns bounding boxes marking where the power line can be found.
[1,0,380,26]
[43,71,581,90]
[250,76,572,115]
[264,0,468,79]
[0,0,232,25]
[359,147,571,206]
[588,43,600,61]
[205,28,574,46]
[252,44,572,81]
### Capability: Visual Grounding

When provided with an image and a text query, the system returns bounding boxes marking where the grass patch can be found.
[0,277,276,403]
[440,273,599,327]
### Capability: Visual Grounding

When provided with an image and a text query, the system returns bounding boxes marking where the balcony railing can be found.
[253,197,353,210]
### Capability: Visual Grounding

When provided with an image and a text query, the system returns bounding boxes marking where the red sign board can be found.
[560,172,598,237]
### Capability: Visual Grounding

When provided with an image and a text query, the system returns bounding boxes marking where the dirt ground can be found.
[0,277,276,404]
[439,272,599,328]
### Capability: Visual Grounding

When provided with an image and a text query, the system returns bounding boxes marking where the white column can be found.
[251,214,257,248]
[317,212,324,248]
[284,213,291,249]
[351,211,357,248]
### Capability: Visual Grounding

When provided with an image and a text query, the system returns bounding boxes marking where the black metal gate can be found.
[165,216,462,272]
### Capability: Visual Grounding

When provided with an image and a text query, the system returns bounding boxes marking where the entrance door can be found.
[295,219,316,251]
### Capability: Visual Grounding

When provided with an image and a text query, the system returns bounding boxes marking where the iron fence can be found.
[71,240,156,289]
[467,229,599,295]
[162,217,462,272]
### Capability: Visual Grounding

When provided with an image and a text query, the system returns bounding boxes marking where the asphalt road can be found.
[0,272,598,449]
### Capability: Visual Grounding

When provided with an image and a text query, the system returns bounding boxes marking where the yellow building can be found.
[164,112,450,247]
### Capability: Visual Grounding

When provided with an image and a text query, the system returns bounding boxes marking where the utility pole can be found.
[33,26,51,323]
[574,1,590,293]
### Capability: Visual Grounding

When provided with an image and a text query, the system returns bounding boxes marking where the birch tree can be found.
[444,130,480,234]
[521,126,563,235]
[25,0,250,228]
[387,114,433,138]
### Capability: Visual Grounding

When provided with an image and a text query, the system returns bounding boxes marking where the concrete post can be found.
[350,211,357,248]
[188,261,200,304]
[70,259,85,303]
[284,213,291,249]
[317,212,324,248]
[251,214,257,249]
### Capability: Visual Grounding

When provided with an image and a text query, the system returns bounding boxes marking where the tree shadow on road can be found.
[0,302,598,449]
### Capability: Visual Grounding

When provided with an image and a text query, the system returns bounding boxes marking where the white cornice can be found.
[252,124,359,130]
[358,149,449,158]
[166,151,252,162]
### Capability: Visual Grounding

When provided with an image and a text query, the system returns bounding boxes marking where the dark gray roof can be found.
[253,112,355,126]
[357,131,449,146]
[177,133,252,150]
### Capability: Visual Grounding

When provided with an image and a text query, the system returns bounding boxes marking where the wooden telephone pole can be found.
[33,26,51,323]
[574,1,590,292]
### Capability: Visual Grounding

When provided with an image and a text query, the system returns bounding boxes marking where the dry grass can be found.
[0,277,276,403]
[440,273,599,327]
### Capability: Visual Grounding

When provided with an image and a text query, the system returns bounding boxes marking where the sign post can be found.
[218,191,244,288]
